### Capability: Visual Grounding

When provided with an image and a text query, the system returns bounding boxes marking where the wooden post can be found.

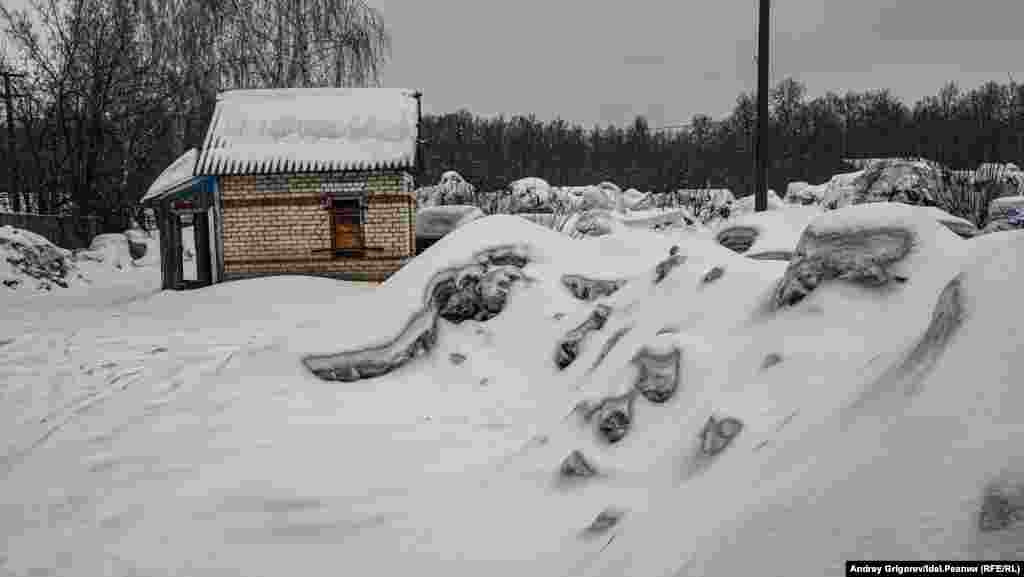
[413,91,423,186]
[754,0,770,212]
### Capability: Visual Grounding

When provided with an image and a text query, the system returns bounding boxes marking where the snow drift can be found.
[1,202,1022,577]
[0,225,84,291]
[75,229,160,269]
[415,205,485,240]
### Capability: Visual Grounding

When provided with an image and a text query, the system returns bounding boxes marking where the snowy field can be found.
[2,203,1023,577]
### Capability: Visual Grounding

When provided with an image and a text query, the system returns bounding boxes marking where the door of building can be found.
[173,209,212,290]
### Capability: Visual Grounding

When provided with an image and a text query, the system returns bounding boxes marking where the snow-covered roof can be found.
[195,88,420,176]
[141,149,199,203]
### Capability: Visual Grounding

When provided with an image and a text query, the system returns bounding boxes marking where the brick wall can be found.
[220,170,416,282]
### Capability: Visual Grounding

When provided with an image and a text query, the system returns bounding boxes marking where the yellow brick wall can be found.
[220,170,416,281]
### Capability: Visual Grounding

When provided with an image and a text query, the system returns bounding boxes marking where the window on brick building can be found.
[332,197,364,254]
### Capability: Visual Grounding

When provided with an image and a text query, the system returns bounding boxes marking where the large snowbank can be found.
[415,205,485,240]
[1,225,160,295]
[1,203,1020,577]
[0,225,84,291]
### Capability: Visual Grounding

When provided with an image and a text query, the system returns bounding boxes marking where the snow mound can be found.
[713,206,823,260]
[731,190,785,215]
[981,196,1024,234]
[974,162,1024,198]
[834,159,945,208]
[416,171,477,208]
[622,188,651,210]
[77,234,132,269]
[0,225,84,291]
[917,206,978,238]
[784,181,813,204]
[773,203,964,309]
[507,177,553,213]
[561,210,627,238]
[75,229,161,270]
[5,197,1024,577]
[691,188,736,224]
[126,228,161,267]
[416,205,485,240]
[303,244,530,382]
[631,230,1024,577]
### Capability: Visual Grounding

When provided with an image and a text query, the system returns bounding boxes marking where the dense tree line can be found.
[0,0,389,227]
[420,78,1024,196]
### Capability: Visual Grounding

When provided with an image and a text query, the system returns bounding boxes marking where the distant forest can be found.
[420,77,1024,196]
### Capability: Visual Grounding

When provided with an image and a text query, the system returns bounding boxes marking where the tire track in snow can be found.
[0,330,256,475]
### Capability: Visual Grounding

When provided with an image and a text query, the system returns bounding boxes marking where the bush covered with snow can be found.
[76,230,160,270]
[416,170,478,208]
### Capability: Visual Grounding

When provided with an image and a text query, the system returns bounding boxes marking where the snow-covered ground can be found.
[2,203,1023,577]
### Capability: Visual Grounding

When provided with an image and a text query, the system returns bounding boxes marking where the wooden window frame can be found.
[330,194,366,257]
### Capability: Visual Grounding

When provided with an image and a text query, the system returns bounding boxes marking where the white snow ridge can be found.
[1,203,1022,577]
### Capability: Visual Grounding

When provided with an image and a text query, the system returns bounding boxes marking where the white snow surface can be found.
[415,205,485,238]
[197,88,418,174]
[141,149,198,203]
[1,204,1023,577]
[712,205,824,257]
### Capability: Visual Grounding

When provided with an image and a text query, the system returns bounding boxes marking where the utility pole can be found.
[754,0,770,212]
[1,67,26,213]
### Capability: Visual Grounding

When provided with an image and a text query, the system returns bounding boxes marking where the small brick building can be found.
[143,88,421,289]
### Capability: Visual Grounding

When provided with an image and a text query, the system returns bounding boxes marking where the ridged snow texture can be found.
[302,245,529,382]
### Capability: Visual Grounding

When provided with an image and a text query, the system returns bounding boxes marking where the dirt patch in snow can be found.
[554,304,613,370]
[561,274,626,301]
[774,226,916,308]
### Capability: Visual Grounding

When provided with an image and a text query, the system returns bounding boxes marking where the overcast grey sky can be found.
[4,0,1022,128]
[369,0,1024,128]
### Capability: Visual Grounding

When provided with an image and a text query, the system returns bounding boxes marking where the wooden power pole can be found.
[1,68,26,213]
[754,0,770,212]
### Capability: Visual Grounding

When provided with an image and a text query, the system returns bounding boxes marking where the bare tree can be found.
[133,0,391,149]
[1,0,174,223]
